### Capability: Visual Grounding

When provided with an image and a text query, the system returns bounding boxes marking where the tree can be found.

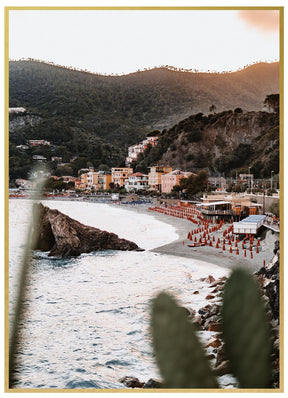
[264,94,279,113]
[209,104,216,114]
[178,170,209,197]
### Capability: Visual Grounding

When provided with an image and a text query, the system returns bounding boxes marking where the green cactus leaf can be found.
[151,292,219,389]
[221,268,272,388]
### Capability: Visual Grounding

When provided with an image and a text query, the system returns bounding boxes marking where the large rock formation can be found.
[32,203,143,258]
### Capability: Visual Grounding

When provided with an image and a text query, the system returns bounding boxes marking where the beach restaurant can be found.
[197,201,233,222]
[233,215,266,236]
[198,193,263,222]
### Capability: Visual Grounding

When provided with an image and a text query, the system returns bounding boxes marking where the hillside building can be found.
[28,139,51,146]
[125,136,158,165]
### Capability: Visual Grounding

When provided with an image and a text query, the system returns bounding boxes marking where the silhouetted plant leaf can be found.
[221,268,272,388]
[151,292,218,389]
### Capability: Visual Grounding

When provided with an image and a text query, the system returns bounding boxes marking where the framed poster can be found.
[4,1,284,393]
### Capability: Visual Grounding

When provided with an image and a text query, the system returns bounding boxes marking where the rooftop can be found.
[238,215,266,223]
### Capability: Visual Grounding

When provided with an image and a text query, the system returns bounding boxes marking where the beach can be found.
[119,203,278,273]
[9,198,279,389]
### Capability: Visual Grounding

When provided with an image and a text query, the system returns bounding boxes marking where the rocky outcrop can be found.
[32,203,143,258]
[119,376,162,389]
[192,244,280,388]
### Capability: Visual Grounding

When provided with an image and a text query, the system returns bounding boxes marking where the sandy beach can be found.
[121,204,278,273]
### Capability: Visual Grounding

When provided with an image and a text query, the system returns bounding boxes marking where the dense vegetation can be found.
[9,60,279,182]
[133,95,279,179]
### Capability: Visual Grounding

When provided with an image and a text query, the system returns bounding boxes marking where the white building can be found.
[233,215,266,235]
[126,136,158,165]
[9,107,26,114]
[124,172,149,192]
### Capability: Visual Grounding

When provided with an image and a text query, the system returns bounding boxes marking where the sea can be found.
[9,198,234,390]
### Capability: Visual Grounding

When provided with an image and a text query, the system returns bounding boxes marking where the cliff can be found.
[135,108,279,178]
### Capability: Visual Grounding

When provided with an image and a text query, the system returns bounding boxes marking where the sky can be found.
[8,8,280,75]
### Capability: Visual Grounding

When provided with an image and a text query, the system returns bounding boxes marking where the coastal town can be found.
[7,9,281,390]
[11,129,279,228]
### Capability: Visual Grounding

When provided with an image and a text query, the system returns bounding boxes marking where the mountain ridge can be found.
[9,60,279,181]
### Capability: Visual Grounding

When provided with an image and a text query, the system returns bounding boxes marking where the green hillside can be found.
[9,60,279,181]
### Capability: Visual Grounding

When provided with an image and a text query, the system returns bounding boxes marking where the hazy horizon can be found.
[9,9,279,75]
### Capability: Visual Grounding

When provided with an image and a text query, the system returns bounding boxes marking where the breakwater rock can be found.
[32,203,143,258]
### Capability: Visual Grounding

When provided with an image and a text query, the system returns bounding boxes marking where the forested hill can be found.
[133,105,279,179]
[10,60,279,131]
[9,60,279,180]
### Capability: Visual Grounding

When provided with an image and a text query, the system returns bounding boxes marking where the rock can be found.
[206,275,216,283]
[143,378,162,388]
[32,203,143,258]
[274,240,279,255]
[193,290,200,294]
[210,304,221,316]
[207,354,216,360]
[215,344,227,367]
[206,338,222,348]
[255,251,279,322]
[206,294,215,300]
[119,376,145,388]
[213,360,231,376]
[209,279,225,288]
[208,323,222,332]
[203,315,219,330]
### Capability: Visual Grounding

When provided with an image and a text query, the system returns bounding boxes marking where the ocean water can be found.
[9,199,231,390]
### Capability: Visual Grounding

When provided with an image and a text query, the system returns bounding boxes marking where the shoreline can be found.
[119,203,278,273]
[9,197,278,273]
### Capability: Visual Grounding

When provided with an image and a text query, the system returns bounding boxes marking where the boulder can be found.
[119,376,144,388]
[208,323,222,332]
[206,338,222,348]
[215,344,227,367]
[143,378,162,388]
[213,360,231,377]
[205,275,216,283]
[32,203,143,258]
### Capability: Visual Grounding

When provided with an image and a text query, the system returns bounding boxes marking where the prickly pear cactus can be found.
[151,292,219,389]
[221,268,272,388]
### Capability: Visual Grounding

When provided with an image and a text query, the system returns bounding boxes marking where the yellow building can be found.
[98,173,112,190]
[148,166,173,191]
[111,167,133,187]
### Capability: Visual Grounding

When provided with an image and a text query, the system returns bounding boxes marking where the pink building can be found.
[161,170,192,193]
